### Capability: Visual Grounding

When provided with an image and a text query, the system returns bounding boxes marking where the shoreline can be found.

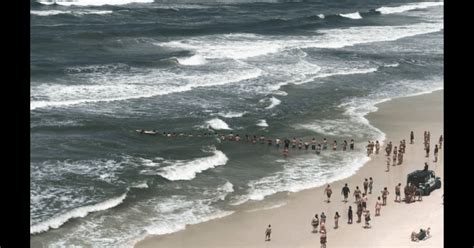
[135,89,443,247]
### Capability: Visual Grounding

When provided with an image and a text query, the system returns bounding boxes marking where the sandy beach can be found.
[135,90,443,248]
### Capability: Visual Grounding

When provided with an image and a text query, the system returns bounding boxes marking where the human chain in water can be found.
[134,129,394,158]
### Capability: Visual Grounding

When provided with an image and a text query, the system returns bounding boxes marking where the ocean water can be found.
[30,0,443,246]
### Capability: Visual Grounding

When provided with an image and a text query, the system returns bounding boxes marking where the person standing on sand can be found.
[324,185,333,203]
[321,212,327,224]
[375,196,382,216]
[364,210,371,228]
[397,152,403,165]
[381,187,389,206]
[356,202,363,223]
[342,183,350,203]
[392,147,397,165]
[348,206,353,224]
[320,220,326,234]
[404,184,411,203]
[363,178,369,195]
[433,144,439,162]
[439,135,443,149]
[265,225,271,241]
[334,212,340,229]
[354,186,362,202]
[416,184,423,201]
[375,141,380,154]
[410,131,414,144]
[386,157,391,171]
[395,183,402,202]
[369,177,374,194]
[312,214,319,233]
[350,139,354,150]
[361,193,368,210]
[320,229,327,248]
[425,143,430,158]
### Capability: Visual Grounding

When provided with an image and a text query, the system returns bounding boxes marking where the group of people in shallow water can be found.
[264,130,441,247]
[136,129,357,157]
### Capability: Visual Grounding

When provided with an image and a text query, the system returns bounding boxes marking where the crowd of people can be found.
[264,130,441,247]
[136,129,358,157]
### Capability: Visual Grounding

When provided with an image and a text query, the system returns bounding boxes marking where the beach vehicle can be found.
[406,170,441,195]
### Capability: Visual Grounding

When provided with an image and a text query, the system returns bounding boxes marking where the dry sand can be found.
[135,90,443,248]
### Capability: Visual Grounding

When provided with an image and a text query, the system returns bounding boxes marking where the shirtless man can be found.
[363,178,369,195]
[354,186,362,203]
[265,225,272,241]
[395,183,402,202]
[369,177,373,194]
[324,184,333,203]
[381,187,389,205]
[433,144,439,162]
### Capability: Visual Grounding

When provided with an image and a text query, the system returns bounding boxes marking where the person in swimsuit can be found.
[386,156,391,171]
[392,147,398,165]
[363,179,369,195]
[320,229,327,248]
[304,141,309,150]
[332,140,337,151]
[334,212,340,229]
[433,144,439,162]
[395,183,401,202]
[342,183,350,203]
[320,212,326,224]
[375,197,382,216]
[348,205,353,224]
[375,141,380,154]
[356,202,363,223]
[283,147,289,157]
[311,138,317,150]
[323,138,328,150]
[364,210,371,228]
[410,131,414,144]
[311,214,319,232]
[298,139,303,150]
[425,143,430,158]
[354,186,362,203]
[350,139,354,150]
[316,144,322,155]
[343,140,348,151]
[292,137,297,148]
[369,177,373,194]
[275,138,281,149]
[381,187,389,205]
[324,185,333,203]
[439,135,443,149]
[265,225,272,241]
[361,193,368,210]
